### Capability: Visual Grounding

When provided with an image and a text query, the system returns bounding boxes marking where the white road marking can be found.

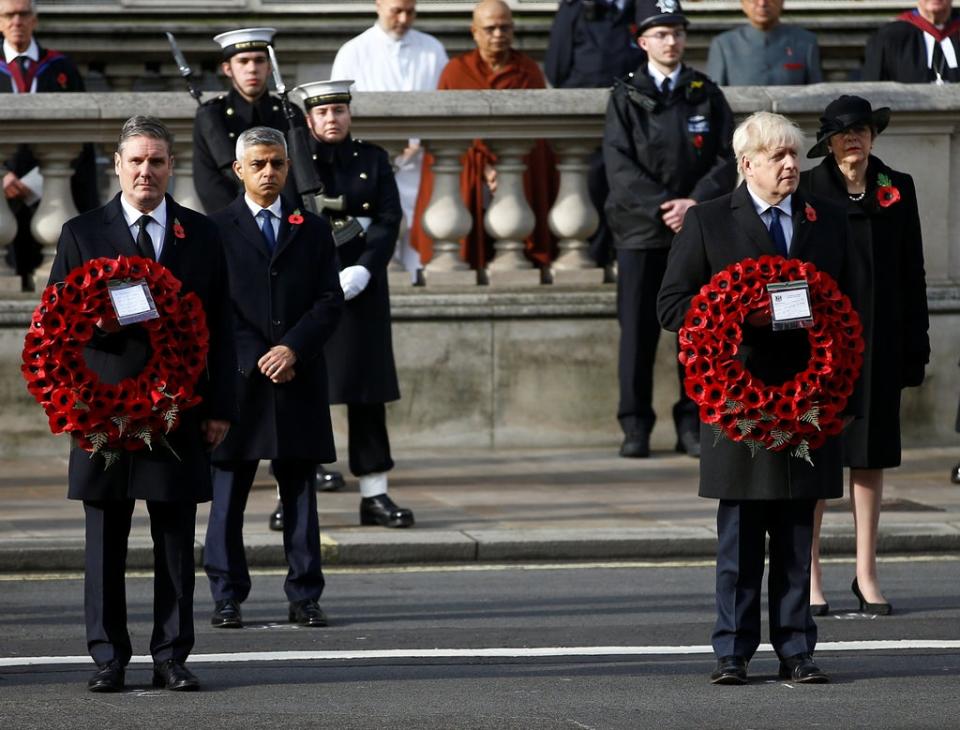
[2,640,960,669]
[1,553,957,581]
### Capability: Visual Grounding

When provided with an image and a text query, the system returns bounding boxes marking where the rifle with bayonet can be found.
[165,32,203,105]
[266,45,347,222]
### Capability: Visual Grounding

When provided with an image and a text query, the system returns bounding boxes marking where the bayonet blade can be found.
[267,45,286,97]
[165,32,193,79]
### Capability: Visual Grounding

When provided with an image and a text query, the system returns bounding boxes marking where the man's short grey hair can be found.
[117,115,174,155]
[732,111,805,178]
[235,126,288,161]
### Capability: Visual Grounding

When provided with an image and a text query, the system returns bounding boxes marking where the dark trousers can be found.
[712,498,818,661]
[616,247,697,436]
[204,460,324,604]
[347,402,394,477]
[83,499,197,667]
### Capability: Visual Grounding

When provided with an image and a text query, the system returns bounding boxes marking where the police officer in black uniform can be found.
[192,27,303,215]
[269,79,414,530]
[545,0,645,269]
[604,0,735,459]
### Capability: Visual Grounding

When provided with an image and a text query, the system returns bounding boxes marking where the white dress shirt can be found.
[244,194,283,241]
[646,64,681,94]
[923,28,959,77]
[120,195,167,260]
[746,186,794,254]
[330,23,448,92]
[3,38,40,94]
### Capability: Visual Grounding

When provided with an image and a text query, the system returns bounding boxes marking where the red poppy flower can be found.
[692,134,704,149]
[288,213,304,225]
[805,203,817,222]
[876,186,900,208]
[57,72,68,88]
[173,223,186,239]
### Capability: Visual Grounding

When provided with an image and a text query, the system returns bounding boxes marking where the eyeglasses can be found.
[0,11,34,21]
[480,24,514,35]
[642,29,687,42]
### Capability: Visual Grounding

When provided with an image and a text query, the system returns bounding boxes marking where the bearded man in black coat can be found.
[658,112,861,686]
[203,126,343,631]
[49,116,235,693]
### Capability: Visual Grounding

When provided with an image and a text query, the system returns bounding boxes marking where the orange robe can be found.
[413,49,559,269]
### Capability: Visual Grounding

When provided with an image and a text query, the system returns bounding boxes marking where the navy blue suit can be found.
[204,195,342,605]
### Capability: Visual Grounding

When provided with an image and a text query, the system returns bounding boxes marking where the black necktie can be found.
[660,77,671,99]
[932,39,947,81]
[767,207,788,257]
[135,215,155,259]
[15,55,29,75]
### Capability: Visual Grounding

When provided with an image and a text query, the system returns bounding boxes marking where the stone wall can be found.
[1,84,959,456]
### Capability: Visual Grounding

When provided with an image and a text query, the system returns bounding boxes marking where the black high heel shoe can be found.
[810,603,830,616]
[852,578,892,615]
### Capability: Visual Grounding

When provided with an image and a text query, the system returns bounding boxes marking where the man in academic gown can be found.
[864,0,960,83]
[1,0,98,289]
[331,0,448,274]
[431,0,558,270]
[49,116,235,693]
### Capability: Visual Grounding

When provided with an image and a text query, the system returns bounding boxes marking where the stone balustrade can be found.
[2,84,959,453]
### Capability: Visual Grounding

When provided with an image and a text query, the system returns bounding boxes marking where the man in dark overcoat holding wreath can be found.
[657,111,861,686]
[49,116,235,693]
[268,79,414,529]
[203,126,343,630]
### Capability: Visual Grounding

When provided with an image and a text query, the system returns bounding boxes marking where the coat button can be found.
[273,319,281,326]
[226,107,235,116]
[312,154,317,160]
[271,269,278,276]
[228,132,236,138]
[362,202,370,210]
[360,172,368,179]
[272,105,279,112]
[353,151,359,157]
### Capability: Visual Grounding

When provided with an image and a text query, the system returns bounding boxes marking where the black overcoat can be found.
[799,156,930,468]
[48,194,236,502]
[192,88,304,214]
[310,135,401,405]
[603,64,736,250]
[211,196,343,463]
[657,184,862,501]
[1,45,98,275]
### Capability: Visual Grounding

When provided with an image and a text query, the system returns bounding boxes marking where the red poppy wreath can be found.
[22,256,209,468]
[678,255,863,465]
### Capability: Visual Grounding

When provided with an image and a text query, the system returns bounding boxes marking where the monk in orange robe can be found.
[414,0,559,269]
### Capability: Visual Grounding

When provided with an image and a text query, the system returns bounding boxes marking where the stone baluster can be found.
[171,139,201,212]
[421,141,476,286]
[0,145,22,291]
[29,143,81,289]
[379,140,413,282]
[483,140,539,286]
[548,142,603,284]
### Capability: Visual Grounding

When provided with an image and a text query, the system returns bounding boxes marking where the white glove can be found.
[339,265,371,301]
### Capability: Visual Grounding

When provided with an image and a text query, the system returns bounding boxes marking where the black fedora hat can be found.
[636,0,688,34]
[807,95,891,159]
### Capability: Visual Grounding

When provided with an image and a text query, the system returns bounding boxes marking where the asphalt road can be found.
[1,556,959,729]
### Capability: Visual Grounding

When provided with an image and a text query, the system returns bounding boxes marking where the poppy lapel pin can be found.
[804,203,817,222]
[288,209,304,225]
[173,219,186,239]
[876,173,901,208]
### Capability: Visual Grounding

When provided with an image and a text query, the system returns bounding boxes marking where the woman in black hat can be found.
[800,95,930,616]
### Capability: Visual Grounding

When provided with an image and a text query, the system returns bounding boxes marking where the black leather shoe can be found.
[360,494,415,528]
[619,431,650,458]
[88,660,124,692]
[951,462,960,485]
[152,660,200,691]
[268,500,283,532]
[778,653,828,683]
[211,598,243,628]
[675,430,701,458]
[317,466,346,492]
[810,602,830,616]
[288,598,328,627]
[710,655,748,685]
[852,578,892,615]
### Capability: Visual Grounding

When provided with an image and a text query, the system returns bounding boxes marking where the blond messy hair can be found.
[733,111,805,181]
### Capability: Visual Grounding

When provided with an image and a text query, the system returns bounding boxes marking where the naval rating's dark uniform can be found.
[192,88,304,214]
[309,134,401,477]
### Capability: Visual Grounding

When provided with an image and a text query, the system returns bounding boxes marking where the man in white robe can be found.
[331,0,448,274]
